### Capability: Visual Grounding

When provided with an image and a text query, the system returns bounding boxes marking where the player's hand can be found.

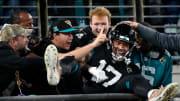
[92,27,108,47]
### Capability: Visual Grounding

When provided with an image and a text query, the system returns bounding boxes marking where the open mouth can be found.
[115,49,126,56]
[66,42,72,47]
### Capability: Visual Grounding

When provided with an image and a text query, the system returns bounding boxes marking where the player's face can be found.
[90,15,111,36]
[112,40,129,56]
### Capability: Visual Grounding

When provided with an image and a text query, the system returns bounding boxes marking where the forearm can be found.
[137,24,180,51]
[136,24,158,45]
[58,27,107,60]
[71,43,95,60]
[59,42,96,60]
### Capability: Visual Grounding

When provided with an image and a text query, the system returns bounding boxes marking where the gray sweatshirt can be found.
[136,24,180,52]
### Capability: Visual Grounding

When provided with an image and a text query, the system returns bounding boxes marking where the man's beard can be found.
[16,45,30,56]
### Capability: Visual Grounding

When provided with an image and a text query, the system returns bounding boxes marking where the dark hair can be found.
[49,20,61,39]
[139,22,164,54]
[49,20,60,35]
[10,10,29,24]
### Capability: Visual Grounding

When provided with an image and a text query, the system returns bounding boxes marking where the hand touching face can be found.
[90,15,111,36]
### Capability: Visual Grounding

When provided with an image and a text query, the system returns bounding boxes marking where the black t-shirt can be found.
[71,26,95,50]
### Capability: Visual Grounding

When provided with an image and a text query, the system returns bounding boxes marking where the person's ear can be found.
[109,21,111,26]
[52,33,58,41]
[90,22,92,28]
[9,38,17,47]
[53,32,58,38]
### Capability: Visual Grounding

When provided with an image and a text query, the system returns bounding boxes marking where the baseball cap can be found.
[1,24,31,42]
[52,20,78,33]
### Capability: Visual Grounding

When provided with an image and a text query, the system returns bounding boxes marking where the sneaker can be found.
[44,44,61,86]
[149,82,179,101]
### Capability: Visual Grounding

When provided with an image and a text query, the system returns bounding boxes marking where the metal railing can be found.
[0,93,179,101]
[142,4,180,30]
[0,0,180,35]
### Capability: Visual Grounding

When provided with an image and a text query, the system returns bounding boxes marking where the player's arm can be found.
[58,27,108,61]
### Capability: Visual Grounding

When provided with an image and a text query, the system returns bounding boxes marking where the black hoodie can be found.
[0,42,45,93]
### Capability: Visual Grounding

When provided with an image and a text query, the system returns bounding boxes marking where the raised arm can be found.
[58,27,108,60]
[123,21,180,52]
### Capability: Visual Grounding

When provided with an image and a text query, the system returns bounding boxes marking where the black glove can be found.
[59,56,78,76]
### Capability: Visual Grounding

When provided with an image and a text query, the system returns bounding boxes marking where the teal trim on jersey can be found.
[126,81,130,89]
[90,49,95,60]
[72,64,79,73]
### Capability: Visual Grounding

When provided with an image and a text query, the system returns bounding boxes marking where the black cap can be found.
[52,20,78,33]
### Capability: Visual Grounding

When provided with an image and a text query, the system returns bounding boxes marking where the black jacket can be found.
[0,42,45,93]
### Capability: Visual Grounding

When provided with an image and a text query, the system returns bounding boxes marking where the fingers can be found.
[91,26,109,47]
[99,26,105,35]
[121,21,139,28]
[99,26,108,41]
[98,32,108,42]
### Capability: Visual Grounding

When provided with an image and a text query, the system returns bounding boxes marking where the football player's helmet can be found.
[108,23,136,62]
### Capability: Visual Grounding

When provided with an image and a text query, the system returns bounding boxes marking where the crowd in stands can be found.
[1,0,179,28]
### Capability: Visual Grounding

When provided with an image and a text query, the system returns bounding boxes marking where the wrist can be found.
[89,42,97,49]
[134,22,139,28]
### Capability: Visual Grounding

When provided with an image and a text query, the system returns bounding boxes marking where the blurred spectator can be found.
[144,0,164,26]
[1,0,37,24]
[164,0,180,24]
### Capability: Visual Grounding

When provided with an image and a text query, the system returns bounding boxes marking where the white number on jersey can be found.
[91,60,122,87]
